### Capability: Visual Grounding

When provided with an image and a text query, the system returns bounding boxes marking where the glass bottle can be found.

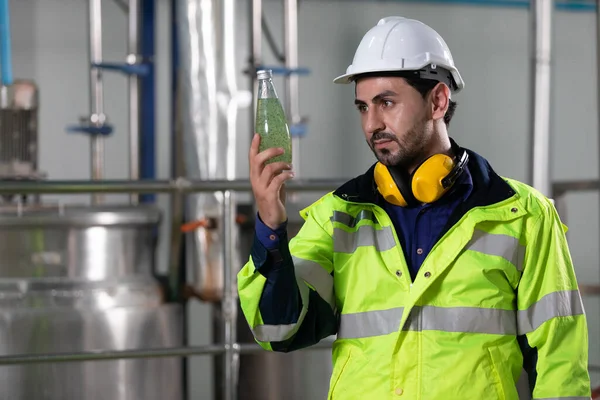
[255,69,292,165]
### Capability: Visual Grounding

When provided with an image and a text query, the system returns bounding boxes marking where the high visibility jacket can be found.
[238,150,591,400]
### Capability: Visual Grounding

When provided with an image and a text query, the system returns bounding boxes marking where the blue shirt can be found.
[255,214,288,249]
[383,165,473,279]
[254,165,474,280]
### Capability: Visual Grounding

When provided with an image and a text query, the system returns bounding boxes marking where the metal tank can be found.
[0,204,183,400]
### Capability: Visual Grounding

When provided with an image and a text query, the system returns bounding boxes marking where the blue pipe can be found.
[408,0,596,11]
[555,2,595,12]
[140,0,156,204]
[316,0,597,12]
[0,0,13,86]
[92,62,150,76]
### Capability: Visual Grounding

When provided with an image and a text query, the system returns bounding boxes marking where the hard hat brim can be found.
[332,73,355,85]
[333,67,465,94]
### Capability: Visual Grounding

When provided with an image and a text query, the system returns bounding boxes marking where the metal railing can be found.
[0,177,345,400]
[0,341,334,366]
[0,178,344,195]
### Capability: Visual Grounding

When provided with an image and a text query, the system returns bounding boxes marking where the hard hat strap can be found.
[416,65,457,92]
[353,65,457,93]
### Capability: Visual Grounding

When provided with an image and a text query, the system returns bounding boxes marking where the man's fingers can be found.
[268,170,295,192]
[249,133,260,159]
[260,161,293,186]
[249,134,289,188]
[249,134,260,183]
[254,146,285,168]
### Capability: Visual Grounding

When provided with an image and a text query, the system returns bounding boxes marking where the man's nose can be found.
[365,109,385,135]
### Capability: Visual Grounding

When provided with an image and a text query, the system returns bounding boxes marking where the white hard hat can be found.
[333,16,465,93]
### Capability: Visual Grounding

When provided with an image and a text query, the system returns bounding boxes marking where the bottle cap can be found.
[256,69,272,80]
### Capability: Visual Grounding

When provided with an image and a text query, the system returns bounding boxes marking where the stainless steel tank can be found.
[0,204,183,400]
[0,204,161,280]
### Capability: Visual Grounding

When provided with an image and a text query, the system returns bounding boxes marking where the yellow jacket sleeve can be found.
[237,198,337,352]
[517,198,591,399]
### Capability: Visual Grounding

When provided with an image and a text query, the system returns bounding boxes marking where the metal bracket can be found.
[254,66,310,76]
[92,62,150,76]
[66,124,113,136]
[290,122,308,138]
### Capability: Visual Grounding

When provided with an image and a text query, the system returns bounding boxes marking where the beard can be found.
[368,117,429,169]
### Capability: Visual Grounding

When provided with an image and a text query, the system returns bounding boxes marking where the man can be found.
[238,16,591,400]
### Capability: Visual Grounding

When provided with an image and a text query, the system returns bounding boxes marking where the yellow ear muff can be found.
[411,153,455,204]
[374,162,408,207]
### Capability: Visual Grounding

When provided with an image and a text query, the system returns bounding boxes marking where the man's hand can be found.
[249,133,294,230]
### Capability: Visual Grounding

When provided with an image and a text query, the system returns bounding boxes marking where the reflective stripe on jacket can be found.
[237,150,591,400]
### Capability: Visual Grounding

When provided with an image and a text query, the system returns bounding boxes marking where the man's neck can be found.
[408,133,452,174]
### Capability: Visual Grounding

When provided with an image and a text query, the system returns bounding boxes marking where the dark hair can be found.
[354,70,458,127]
[402,75,457,127]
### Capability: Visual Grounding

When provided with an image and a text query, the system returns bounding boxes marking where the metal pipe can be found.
[529,0,553,197]
[221,190,238,400]
[224,0,239,182]
[0,341,335,366]
[128,0,140,205]
[596,0,600,333]
[552,179,600,196]
[0,0,12,87]
[579,283,600,295]
[250,0,262,138]
[238,340,333,353]
[139,0,157,204]
[0,0,12,109]
[89,0,106,204]
[0,345,225,365]
[284,0,301,176]
[222,0,241,396]
[0,178,347,194]
[290,0,595,12]
[168,1,185,305]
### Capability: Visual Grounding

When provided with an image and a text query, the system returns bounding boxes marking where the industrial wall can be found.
[8,0,600,397]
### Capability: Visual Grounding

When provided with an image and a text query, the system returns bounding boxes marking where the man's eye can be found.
[383,100,393,107]
[357,105,367,113]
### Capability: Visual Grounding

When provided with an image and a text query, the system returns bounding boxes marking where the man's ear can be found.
[429,82,450,121]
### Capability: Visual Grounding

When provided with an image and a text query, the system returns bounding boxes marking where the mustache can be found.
[370,132,397,145]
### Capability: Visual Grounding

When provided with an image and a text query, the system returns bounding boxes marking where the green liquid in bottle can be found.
[255,69,292,165]
[256,98,292,165]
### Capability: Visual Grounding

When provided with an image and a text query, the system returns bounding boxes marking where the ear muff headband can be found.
[441,147,468,188]
[373,145,469,207]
